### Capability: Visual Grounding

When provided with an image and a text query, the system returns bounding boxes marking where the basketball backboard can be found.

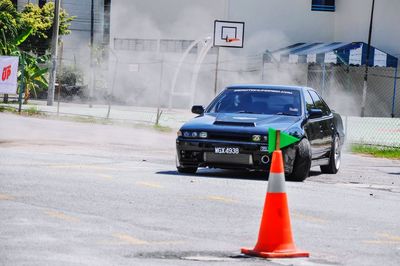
[213,20,245,48]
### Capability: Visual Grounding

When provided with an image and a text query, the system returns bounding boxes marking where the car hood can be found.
[181,113,301,133]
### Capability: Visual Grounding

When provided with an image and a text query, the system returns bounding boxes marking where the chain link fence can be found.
[1,48,399,147]
[306,63,399,147]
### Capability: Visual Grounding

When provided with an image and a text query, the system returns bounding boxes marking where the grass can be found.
[25,106,42,116]
[0,103,173,133]
[0,105,44,116]
[0,106,16,113]
[351,144,400,159]
[153,124,173,132]
[65,115,111,124]
[56,115,172,132]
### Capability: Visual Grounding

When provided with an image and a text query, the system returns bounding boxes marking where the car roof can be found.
[226,84,313,92]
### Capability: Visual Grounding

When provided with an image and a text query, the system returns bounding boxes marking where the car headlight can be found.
[199,132,208,138]
[252,135,267,142]
[181,131,207,138]
[252,135,261,142]
[177,130,182,137]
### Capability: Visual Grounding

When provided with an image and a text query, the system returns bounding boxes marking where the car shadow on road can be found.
[156,169,268,181]
[309,170,323,177]
[157,168,322,182]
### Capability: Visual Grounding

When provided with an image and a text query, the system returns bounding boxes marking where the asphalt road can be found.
[1,113,399,266]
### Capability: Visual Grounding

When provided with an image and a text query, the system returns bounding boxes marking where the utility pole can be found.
[47,0,61,106]
[57,40,63,115]
[361,0,375,117]
[89,0,95,108]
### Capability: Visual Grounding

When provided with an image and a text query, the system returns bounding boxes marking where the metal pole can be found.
[391,66,398,117]
[18,56,25,114]
[46,0,61,106]
[89,0,95,108]
[361,0,375,117]
[168,38,204,109]
[261,53,265,81]
[106,48,118,119]
[156,56,164,125]
[157,56,164,108]
[189,38,213,106]
[213,47,220,95]
[322,62,326,97]
[57,40,63,116]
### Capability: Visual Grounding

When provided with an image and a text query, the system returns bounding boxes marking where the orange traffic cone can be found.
[241,150,309,258]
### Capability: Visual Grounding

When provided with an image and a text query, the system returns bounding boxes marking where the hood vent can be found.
[214,121,255,127]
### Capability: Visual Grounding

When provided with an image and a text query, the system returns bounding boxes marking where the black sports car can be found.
[176,84,345,181]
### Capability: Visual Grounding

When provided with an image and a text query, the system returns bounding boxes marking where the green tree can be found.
[19,2,74,55]
[0,0,24,55]
[1,0,74,102]
[19,52,49,103]
[0,0,18,36]
[1,0,74,55]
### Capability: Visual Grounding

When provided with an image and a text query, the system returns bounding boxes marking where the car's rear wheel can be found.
[320,134,341,174]
[287,138,312,182]
[176,155,198,174]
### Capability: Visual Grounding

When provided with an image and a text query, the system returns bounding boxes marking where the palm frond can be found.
[13,27,33,46]
[32,78,48,89]
[31,67,48,79]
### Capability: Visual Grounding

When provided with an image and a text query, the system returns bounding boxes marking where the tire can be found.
[287,138,312,182]
[176,154,197,174]
[320,134,341,174]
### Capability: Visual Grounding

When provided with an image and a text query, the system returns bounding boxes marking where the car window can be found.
[308,90,331,116]
[206,88,301,115]
[304,91,315,112]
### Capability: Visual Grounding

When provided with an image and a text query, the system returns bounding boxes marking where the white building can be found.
[110,0,400,57]
[106,0,399,112]
[15,1,400,114]
[16,0,109,71]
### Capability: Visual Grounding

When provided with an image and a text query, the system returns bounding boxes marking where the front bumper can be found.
[176,138,296,173]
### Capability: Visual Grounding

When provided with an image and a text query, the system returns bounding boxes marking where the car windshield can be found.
[206,88,301,116]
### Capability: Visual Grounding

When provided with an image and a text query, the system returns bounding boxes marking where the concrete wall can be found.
[110,0,336,55]
[110,0,226,41]
[61,0,104,70]
[17,1,400,64]
[228,0,335,53]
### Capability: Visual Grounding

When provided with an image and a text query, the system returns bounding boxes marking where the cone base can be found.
[241,247,309,259]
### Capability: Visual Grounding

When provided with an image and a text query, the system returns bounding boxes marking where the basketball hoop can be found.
[214,20,245,48]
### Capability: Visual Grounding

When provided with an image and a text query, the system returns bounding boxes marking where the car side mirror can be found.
[308,108,323,119]
[191,105,204,114]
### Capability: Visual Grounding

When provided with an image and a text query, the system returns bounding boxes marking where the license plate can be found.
[214,147,240,154]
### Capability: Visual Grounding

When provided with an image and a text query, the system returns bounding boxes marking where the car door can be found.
[308,90,334,155]
[303,90,325,159]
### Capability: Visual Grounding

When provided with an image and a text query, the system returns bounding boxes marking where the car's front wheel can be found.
[320,134,341,174]
[287,138,312,182]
